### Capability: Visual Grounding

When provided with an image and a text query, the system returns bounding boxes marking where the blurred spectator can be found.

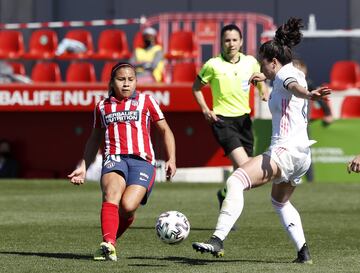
[0,61,32,83]
[293,58,333,182]
[130,27,164,83]
[0,139,19,178]
[55,38,87,56]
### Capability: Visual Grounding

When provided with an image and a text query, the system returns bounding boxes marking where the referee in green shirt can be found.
[192,24,268,209]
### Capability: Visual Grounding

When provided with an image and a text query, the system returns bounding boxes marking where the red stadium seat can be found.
[7,62,26,75]
[58,29,95,59]
[0,30,25,59]
[172,62,197,83]
[166,31,198,60]
[66,61,96,82]
[340,96,360,118]
[94,29,131,59]
[101,61,117,82]
[327,60,360,91]
[31,62,62,82]
[25,30,58,59]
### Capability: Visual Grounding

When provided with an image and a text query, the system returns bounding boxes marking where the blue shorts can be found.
[101,154,156,205]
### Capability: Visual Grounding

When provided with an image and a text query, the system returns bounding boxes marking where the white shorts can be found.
[264,145,312,186]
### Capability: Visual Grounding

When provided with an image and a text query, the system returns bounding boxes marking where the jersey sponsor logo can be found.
[105,110,139,124]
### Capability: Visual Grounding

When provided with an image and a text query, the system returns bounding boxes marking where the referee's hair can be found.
[221,24,242,39]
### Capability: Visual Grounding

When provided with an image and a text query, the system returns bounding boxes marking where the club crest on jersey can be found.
[131,100,139,107]
[105,110,140,124]
[105,161,115,169]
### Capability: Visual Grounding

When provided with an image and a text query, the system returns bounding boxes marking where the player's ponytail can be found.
[259,17,304,65]
[274,17,303,48]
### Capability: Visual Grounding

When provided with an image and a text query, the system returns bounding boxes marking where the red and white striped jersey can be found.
[94,91,164,165]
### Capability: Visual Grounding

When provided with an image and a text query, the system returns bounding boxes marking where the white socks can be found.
[213,168,251,240]
[272,198,306,251]
[212,167,306,251]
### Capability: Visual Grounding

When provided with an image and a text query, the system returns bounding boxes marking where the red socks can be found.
[116,215,134,239]
[101,202,119,245]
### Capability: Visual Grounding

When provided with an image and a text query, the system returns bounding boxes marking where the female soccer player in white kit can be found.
[192,17,331,264]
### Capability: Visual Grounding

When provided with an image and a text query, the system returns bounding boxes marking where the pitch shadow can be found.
[0,251,92,260]
[130,226,214,231]
[128,256,287,265]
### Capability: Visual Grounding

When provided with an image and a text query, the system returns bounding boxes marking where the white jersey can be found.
[265,62,314,185]
[269,63,309,148]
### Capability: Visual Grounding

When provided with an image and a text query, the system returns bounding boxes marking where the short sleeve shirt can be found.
[198,53,260,116]
[269,63,309,148]
[94,91,164,165]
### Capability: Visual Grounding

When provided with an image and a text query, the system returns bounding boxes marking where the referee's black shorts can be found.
[211,114,254,156]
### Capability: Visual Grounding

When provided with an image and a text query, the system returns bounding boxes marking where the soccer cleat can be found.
[93,242,117,261]
[293,243,313,264]
[192,235,225,258]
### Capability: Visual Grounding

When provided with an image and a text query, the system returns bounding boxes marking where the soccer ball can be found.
[155,211,190,244]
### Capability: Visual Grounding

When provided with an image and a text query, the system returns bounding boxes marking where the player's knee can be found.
[271,197,289,211]
[226,168,251,192]
[102,188,121,203]
[120,199,139,215]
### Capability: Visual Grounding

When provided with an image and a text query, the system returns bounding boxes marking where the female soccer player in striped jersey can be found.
[69,62,176,261]
[192,17,331,264]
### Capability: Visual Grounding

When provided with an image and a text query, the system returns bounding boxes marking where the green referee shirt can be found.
[198,53,260,117]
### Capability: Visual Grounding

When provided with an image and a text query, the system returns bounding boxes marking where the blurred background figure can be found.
[0,61,32,83]
[0,139,19,178]
[292,58,333,182]
[130,27,164,83]
[85,149,103,181]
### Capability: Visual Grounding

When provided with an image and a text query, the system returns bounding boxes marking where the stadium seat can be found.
[132,30,162,49]
[58,29,95,59]
[25,29,58,59]
[66,61,96,82]
[0,30,25,59]
[327,60,360,90]
[172,62,197,83]
[31,62,62,82]
[166,31,198,60]
[7,62,26,75]
[94,29,131,59]
[340,96,360,118]
[101,61,117,82]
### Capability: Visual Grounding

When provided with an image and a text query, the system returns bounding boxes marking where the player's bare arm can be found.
[154,119,176,179]
[288,82,331,100]
[257,80,269,101]
[249,72,267,85]
[68,128,105,185]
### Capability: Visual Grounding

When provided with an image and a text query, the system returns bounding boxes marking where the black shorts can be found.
[211,114,254,156]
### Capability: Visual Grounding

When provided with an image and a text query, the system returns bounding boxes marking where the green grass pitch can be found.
[0,179,359,273]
